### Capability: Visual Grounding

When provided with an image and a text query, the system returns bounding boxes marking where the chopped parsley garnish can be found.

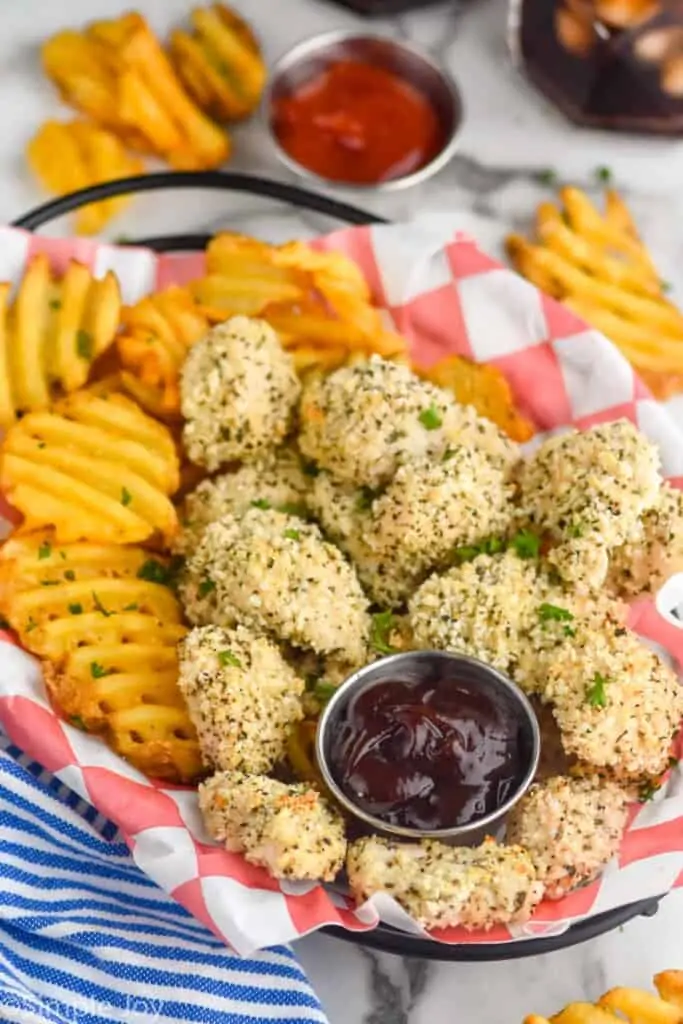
[669,755,679,769]
[25,617,38,633]
[567,522,583,538]
[49,298,62,310]
[538,603,574,623]
[37,441,46,449]
[442,448,457,462]
[595,165,612,184]
[198,577,216,597]
[41,579,59,586]
[137,558,174,586]
[535,168,557,186]
[370,611,397,656]
[123,602,139,611]
[356,487,381,512]
[418,404,443,430]
[90,662,113,679]
[638,779,661,802]
[76,329,94,360]
[661,280,672,294]
[92,592,112,617]
[121,487,132,507]
[563,625,577,638]
[586,672,608,708]
[313,680,338,704]
[284,528,301,541]
[37,540,52,560]
[251,498,271,510]
[453,536,505,564]
[69,715,87,731]
[509,529,541,560]
[64,570,75,581]
[68,603,83,615]
[218,650,242,669]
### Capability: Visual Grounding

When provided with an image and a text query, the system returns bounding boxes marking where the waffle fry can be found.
[27,120,144,235]
[0,534,199,782]
[507,187,683,396]
[0,255,121,428]
[117,285,211,414]
[170,3,266,122]
[41,12,229,170]
[523,970,683,1024]
[0,389,180,543]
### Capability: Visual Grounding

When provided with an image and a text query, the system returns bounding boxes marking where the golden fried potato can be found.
[655,973,683,1012]
[523,972,683,1024]
[117,285,211,413]
[0,533,200,782]
[170,3,266,122]
[27,120,144,235]
[0,389,179,543]
[417,355,536,442]
[190,231,408,380]
[0,255,121,428]
[599,987,683,1024]
[42,14,230,170]
[507,187,683,395]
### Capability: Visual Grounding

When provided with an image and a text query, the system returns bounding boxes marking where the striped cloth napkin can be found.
[0,735,329,1024]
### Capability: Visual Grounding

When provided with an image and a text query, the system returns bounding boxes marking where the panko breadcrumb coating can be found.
[356,447,515,607]
[519,421,661,591]
[177,624,304,774]
[298,355,489,488]
[506,775,629,899]
[199,770,346,881]
[176,447,310,553]
[409,551,542,673]
[542,623,683,780]
[346,836,542,931]
[180,507,370,663]
[181,317,301,471]
[609,483,683,597]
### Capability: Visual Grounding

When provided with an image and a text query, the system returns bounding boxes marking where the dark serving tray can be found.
[11,169,665,960]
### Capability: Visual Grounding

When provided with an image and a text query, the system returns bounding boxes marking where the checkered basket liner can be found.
[0,222,682,955]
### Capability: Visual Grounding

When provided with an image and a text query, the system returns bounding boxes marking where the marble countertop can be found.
[2,0,683,1020]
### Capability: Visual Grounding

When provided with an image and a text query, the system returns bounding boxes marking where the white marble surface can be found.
[2,0,683,1020]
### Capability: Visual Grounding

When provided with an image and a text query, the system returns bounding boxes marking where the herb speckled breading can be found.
[298,356,518,489]
[346,836,543,931]
[177,624,304,774]
[608,483,683,597]
[541,623,683,780]
[199,770,346,881]
[506,775,629,900]
[180,507,370,663]
[176,446,310,554]
[518,420,661,591]
[181,316,301,470]
[409,551,542,672]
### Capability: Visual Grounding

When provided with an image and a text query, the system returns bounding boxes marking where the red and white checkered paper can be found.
[1,222,683,955]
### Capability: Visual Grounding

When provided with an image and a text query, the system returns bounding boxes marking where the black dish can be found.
[12,169,664,960]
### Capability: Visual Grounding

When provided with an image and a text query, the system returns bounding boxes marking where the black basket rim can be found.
[10,170,666,960]
[11,171,387,243]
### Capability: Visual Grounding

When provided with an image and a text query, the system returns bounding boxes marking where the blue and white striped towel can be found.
[0,735,329,1024]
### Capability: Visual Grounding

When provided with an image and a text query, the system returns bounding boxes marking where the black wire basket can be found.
[11,169,664,961]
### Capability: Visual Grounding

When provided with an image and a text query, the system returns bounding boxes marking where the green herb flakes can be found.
[218,650,242,669]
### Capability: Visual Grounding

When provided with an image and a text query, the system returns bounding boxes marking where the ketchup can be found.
[271,60,444,185]
[329,676,524,831]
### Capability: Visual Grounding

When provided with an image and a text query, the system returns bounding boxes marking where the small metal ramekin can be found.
[263,31,463,192]
[315,651,540,846]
